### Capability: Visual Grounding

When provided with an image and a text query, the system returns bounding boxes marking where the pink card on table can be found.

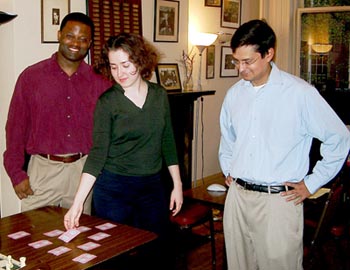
[95,222,117,231]
[77,226,91,232]
[88,232,110,241]
[58,228,81,243]
[44,229,64,237]
[73,253,97,264]
[48,246,71,256]
[28,239,53,249]
[78,241,101,251]
[8,231,30,240]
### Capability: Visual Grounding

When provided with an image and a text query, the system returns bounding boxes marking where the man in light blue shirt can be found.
[219,19,350,270]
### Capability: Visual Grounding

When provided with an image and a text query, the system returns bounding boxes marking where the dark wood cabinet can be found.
[165,90,215,190]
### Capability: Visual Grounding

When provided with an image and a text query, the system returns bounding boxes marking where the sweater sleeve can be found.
[161,90,179,166]
[83,95,112,177]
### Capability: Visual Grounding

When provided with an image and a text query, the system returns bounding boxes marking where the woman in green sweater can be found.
[64,33,183,261]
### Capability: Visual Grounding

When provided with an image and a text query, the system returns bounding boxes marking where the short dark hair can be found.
[96,33,160,81]
[230,19,276,58]
[60,12,94,39]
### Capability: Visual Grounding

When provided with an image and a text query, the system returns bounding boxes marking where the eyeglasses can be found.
[231,56,260,68]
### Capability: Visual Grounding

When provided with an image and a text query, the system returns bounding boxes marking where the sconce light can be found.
[311,43,333,54]
[190,32,218,91]
[0,11,17,25]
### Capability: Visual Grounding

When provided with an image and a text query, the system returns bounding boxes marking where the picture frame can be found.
[204,0,221,7]
[220,46,238,77]
[206,45,215,79]
[41,0,70,43]
[154,0,179,42]
[155,63,182,91]
[221,0,241,29]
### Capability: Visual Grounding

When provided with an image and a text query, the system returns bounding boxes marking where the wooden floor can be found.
[175,219,225,270]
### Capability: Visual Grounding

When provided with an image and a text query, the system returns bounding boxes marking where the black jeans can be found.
[92,169,174,269]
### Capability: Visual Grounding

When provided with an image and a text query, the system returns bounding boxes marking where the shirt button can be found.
[67,96,71,100]
[67,115,71,119]
[67,134,71,138]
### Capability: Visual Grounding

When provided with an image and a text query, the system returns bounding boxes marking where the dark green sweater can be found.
[83,81,178,177]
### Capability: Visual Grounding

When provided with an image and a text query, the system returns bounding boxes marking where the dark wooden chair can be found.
[303,177,346,270]
[170,200,216,270]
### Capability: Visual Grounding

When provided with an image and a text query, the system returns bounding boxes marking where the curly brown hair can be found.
[94,33,160,81]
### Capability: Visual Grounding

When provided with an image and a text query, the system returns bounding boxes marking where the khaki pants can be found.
[223,182,304,270]
[21,154,92,214]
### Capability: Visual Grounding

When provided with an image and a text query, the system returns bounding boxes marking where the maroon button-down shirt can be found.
[4,53,112,186]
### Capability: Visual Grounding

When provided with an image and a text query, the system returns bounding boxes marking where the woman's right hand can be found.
[63,173,97,230]
[64,203,83,230]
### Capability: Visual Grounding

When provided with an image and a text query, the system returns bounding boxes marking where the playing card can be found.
[8,231,30,239]
[28,239,53,249]
[72,253,97,264]
[88,232,110,241]
[95,222,117,231]
[77,241,101,251]
[77,226,91,232]
[58,228,81,243]
[44,229,64,237]
[48,246,71,256]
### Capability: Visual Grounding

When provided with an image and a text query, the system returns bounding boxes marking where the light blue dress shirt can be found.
[219,62,350,194]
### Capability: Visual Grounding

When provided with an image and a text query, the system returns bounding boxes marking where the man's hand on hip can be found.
[14,179,34,199]
[281,180,311,205]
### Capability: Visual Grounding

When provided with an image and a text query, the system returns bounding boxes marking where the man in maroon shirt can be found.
[3,12,111,214]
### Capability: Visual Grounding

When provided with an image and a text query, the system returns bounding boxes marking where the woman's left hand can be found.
[169,185,183,216]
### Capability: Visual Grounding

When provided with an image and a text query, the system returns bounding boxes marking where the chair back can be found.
[310,177,344,246]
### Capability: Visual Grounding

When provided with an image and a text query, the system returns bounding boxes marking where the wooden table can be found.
[183,177,227,210]
[0,206,157,269]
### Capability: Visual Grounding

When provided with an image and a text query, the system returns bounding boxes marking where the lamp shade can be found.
[311,43,332,54]
[0,11,17,25]
[190,32,218,47]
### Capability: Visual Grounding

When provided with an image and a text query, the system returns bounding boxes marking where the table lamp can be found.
[190,32,218,91]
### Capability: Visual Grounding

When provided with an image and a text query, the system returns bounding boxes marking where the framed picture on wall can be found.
[220,46,238,77]
[221,0,241,29]
[155,63,182,91]
[206,45,215,79]
[41,0,70,43]
[204,0,221,7]
[154,0,179,42]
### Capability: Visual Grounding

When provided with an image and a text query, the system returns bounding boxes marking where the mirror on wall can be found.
[296,6,350,92]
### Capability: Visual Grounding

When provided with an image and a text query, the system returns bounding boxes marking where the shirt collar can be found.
[49,52,92,80]
[242,61,283,88]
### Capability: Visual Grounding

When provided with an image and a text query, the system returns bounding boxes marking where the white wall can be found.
[1,0,261,217]
[0,0,16,217]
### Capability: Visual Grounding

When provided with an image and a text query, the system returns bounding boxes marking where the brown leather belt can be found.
[38,153,85,163]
